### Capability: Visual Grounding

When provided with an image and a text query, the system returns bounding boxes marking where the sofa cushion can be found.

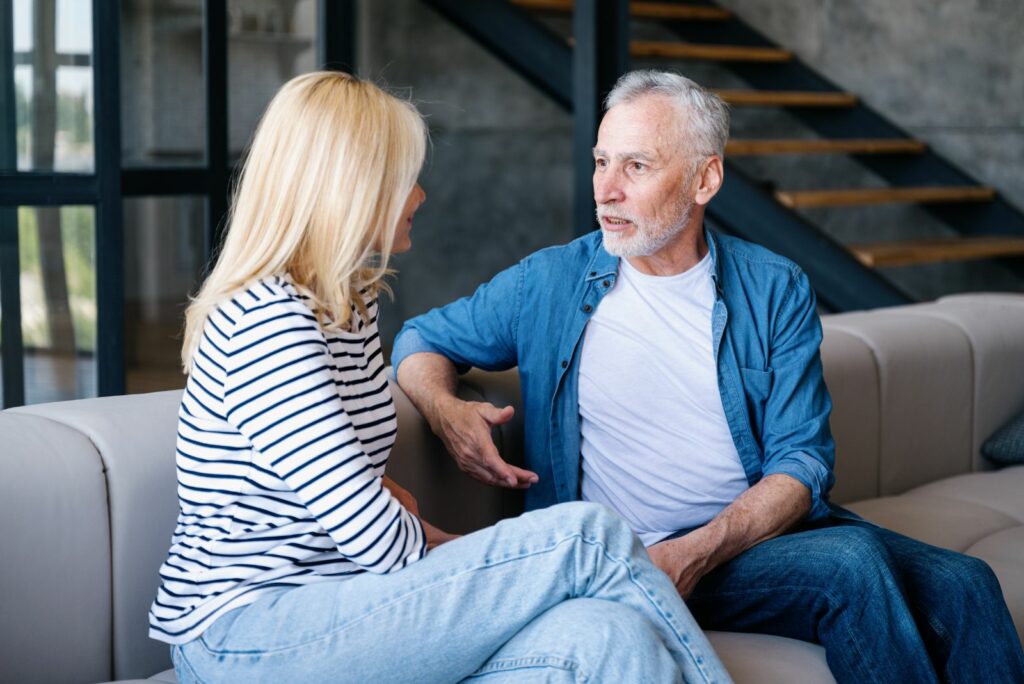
[707,631,835,683]
[0,412,113,684]
[982,409,1024,466]
[12,391,183,681]
[907,466,1024,523]
[822,311,973,496]
[916,295,1024,471]
[844,494,1020,553]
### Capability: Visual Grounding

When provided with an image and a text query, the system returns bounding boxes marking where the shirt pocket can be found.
[739,367,774,438]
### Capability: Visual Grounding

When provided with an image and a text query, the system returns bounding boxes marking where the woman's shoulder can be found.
[210,275,319,337]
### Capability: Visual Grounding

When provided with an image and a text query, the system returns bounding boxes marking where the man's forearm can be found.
[694,473,811,570]
[395,352,460,433]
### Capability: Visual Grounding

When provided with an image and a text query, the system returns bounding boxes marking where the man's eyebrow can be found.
[592,147,658,162]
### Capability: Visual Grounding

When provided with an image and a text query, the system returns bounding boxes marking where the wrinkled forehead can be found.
[597,94,691,157]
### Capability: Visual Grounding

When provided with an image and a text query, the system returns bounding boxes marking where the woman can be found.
[150,71,730,683]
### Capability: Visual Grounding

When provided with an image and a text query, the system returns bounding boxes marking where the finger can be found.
[507,465,539,486]
[480,403,515,426]
[479,452,521,488]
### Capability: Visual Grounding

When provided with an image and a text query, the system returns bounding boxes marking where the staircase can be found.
[426,0,1024,311]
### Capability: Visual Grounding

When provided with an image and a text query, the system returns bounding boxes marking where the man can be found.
[392,70,1024,682]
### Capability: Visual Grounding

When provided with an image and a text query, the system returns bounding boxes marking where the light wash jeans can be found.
[171,502,731,683]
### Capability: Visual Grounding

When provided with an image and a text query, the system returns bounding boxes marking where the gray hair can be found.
[604,70,730,159]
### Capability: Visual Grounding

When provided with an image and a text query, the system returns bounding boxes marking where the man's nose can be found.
[593,170,625,205]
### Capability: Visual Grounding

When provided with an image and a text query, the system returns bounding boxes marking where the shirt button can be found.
[583,304,593,313]
[589,271,597,276]
[602,280,610,287]
[561,360,568,369]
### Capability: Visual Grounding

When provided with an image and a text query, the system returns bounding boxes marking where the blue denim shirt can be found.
[393,228,837,521]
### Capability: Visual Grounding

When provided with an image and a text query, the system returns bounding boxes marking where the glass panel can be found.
[18,204,96,403]
[227,0,315,160]
[120,0,205,167]
[123,195,205,394]
[11,0,94,172]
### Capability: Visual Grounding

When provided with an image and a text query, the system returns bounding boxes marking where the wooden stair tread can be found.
[714,90,858,107]
[726,138,926,156]
[512,0,731,20]
[849,237,1024,267]
[631,40,792,62]
[775,186,995,209]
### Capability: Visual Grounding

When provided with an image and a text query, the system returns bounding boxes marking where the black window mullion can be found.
[94,0,124,396]
[0,0,24,407]
[204,0,228,259]
[318,0,356,72]
[122,167,210,196]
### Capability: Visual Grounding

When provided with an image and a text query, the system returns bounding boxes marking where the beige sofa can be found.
[2,293,1023,683]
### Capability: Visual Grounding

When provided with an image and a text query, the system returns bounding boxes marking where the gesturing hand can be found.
[434,396,538,488]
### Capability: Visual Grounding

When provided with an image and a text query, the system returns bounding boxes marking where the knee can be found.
[823,527,898,590]
[549,501,634,542]
[936,552,1002,599]
[543,599,665,653]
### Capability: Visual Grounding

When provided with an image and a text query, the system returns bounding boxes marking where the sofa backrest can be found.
[5,392,182,682]
[823,294,1024,503]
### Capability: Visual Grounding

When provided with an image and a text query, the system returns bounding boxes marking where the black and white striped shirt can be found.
[149,274,426,645]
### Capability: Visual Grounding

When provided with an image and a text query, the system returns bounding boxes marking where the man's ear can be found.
[694,155,724,206]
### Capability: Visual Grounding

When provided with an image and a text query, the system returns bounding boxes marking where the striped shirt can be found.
[149,274,426,645]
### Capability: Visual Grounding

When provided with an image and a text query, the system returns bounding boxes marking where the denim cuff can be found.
[390,327,470,377]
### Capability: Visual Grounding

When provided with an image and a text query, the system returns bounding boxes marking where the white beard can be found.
[598,197,695,258]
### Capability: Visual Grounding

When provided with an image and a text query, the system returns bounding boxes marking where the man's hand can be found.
[421,519,461,551]
[434,395,538,489]
[648,474,812,598]
[647,533,714,599]
[382,476,419,517]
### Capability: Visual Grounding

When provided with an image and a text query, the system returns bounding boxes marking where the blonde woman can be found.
[149,71,730,683]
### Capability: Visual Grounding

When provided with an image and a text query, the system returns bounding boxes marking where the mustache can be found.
[595,207,640,224]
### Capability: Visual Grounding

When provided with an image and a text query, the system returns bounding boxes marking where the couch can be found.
[2,293,1023,683]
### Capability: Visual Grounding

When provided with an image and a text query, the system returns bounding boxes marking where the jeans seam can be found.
[467,655,582,679]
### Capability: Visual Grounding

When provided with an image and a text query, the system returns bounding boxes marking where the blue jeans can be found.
[682,516,1024,684]
[171,502,731,683]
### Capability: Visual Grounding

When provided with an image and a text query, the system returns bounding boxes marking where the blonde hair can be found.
[181,71,427,372]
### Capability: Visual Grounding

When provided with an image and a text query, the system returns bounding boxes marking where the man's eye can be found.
[631,162,645,171]
[594,158,607,168]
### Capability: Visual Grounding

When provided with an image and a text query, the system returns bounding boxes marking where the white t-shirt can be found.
[579,254,749,546]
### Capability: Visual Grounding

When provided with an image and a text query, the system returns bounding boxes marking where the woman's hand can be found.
[382,475,419,517]
[421,519,461,551]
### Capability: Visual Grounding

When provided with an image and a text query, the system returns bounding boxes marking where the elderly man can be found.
[392,70,1024,682]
